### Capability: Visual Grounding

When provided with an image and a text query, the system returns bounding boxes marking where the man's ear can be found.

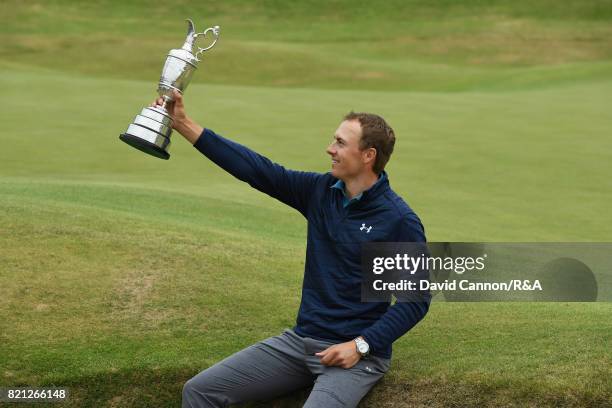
[363,147,377,166]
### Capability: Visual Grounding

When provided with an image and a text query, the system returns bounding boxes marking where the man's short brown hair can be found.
[343,111,395,174]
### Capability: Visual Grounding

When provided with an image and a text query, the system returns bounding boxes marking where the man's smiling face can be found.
[326,120,367,180]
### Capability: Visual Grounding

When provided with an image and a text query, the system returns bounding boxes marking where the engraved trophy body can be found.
[120,19,220,159]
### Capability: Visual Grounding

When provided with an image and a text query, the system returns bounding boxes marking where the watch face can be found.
[358,343,369,354]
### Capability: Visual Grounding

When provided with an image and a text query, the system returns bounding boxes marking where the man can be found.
[153,90,430,407]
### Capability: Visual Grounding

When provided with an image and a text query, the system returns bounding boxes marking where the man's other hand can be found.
[315,340,361,369]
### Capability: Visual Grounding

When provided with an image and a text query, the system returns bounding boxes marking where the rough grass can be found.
[2,181,610,407]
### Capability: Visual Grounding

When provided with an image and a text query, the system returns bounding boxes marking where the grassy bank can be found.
[1,1,611,406]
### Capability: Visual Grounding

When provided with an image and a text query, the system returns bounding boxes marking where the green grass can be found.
[1,0,612,406]
[2,0,612,91]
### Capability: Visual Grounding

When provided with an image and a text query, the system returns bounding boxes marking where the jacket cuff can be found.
[193,128,213,151]
[359,328,382,354]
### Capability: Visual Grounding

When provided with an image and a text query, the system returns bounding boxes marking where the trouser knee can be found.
[182,375,224,408]
[182,377,197,398]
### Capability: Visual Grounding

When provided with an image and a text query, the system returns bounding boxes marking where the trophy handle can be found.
[194,26,220,61]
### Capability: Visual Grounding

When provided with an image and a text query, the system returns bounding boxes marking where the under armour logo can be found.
[360,223,372,233]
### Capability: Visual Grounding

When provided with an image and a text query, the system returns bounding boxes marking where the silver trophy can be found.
[120,19,220,159]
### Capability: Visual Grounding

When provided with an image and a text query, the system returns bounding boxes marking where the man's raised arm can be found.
[153,90,321,217]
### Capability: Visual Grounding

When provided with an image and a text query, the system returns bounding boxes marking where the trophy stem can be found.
[161,95,171,110]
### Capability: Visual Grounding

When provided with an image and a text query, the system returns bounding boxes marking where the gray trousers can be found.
[182,329,390,408]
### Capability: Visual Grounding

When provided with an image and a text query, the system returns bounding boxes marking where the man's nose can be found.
[326,144,335,155]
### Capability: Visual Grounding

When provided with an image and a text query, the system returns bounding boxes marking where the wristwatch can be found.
[354,336,370,358]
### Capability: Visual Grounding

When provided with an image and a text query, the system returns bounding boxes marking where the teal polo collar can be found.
[331,172,387,208]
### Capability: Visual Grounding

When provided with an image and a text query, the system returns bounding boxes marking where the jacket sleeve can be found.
[360,214,431,354]
[193,128,321,217]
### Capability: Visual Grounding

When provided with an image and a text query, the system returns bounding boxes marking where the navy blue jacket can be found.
[194,128,430,358]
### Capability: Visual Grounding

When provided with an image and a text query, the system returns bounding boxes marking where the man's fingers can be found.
[318,348,338,365]
[172,90,183,106]
[150,97,165,107]
[321,354,333,365]
[315,345,331,357]
[326,354,341,366]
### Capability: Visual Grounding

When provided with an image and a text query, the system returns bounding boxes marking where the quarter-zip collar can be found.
[330,172,389,207]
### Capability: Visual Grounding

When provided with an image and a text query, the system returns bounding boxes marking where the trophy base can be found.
[120,133,170,160]
[120,107,173,160]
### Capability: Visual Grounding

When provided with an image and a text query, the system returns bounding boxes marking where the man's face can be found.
[326,120,368,180]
